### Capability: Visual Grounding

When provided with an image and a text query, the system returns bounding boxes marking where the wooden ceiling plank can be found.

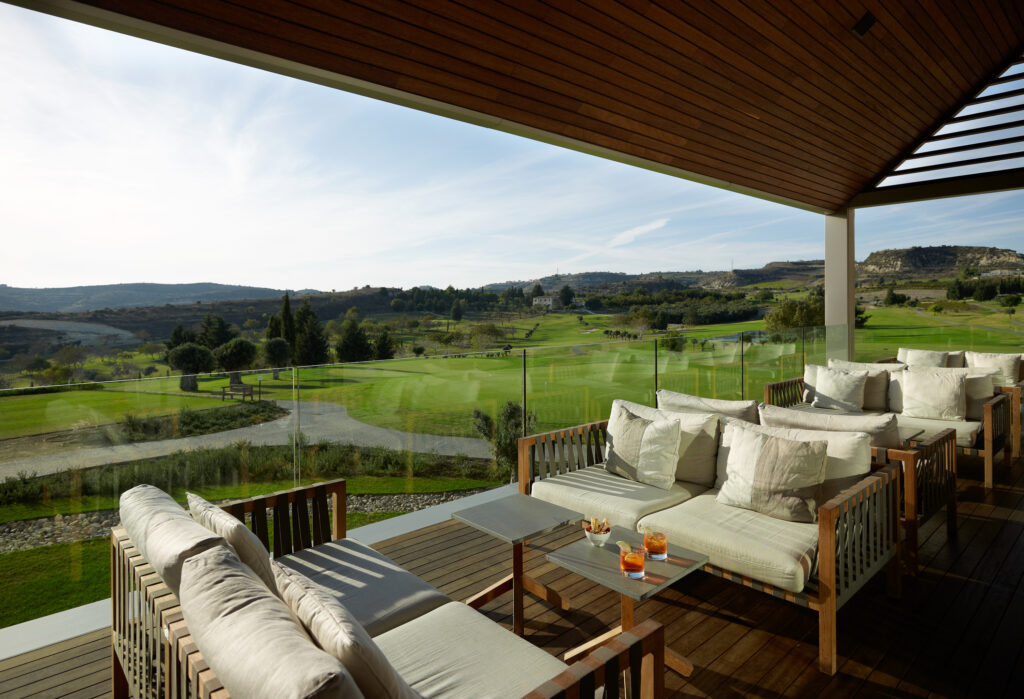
[667,0,911,152]
[606,1,897,166]
[908,0,988,82]
[375,0,867,186]
[728,0,925,142]
[941,0,1002,70]
[493,0,879,176]
[851,167,1024,208]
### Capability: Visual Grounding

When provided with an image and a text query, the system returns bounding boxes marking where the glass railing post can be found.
[740,331,745,400]
[654,338,659,399]
[521,349,527,438]
[292,365,299,485]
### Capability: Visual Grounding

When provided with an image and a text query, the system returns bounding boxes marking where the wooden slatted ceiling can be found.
[17,0,1024,213]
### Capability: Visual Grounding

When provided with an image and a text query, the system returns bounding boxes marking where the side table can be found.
[452,493,582,635]
[547,525,709,677]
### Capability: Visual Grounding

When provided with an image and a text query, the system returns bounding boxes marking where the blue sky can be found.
[1,4,1021,292]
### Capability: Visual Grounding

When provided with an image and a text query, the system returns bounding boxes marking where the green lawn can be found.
[0,475,500,525]
[0,510,403,629]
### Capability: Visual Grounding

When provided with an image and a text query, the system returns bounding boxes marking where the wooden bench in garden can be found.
[220,384,253,402]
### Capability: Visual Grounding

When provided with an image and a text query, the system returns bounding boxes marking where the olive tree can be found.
[167,342,215,392]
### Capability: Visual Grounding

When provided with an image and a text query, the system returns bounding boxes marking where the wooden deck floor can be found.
[2,453,1023,698]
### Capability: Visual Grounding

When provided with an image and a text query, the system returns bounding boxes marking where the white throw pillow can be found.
[903,366,997,420]
[898,347,949,367]
[188,492,276,592]
[757,403,901,448]
[272,561,417,699]
[901,370,966,421]
[179,547,361,699]
[811,366,868,412]
[827,358,897,411]
[605,405,680,490]
[655,389,758,423]
[965,351,1022,387]
[715,417,871,486]
[717,423,827,522]
[802,364,820,404]
[888,371,905,413]
[608,399,719,486]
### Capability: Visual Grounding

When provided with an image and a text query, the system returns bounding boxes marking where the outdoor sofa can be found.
[518,390,906,676]
[111,479,666,699]
[877,348,1023,460]
[765,355,1012,489]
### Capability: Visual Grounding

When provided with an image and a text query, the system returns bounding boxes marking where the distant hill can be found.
[857,245,1024,282]
[0,283,321,313]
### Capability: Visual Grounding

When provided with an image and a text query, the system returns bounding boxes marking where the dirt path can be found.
[0,401,490,479]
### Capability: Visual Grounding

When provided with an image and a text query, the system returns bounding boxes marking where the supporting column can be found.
[825,209,855,360]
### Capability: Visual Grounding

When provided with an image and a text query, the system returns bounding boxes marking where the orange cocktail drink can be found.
[644,530,668,561]
[619,545,646,579]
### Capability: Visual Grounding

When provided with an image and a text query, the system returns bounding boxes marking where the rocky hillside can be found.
[857,246,1023,281]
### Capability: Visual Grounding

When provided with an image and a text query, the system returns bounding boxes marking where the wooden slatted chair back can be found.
[219,478,347,557]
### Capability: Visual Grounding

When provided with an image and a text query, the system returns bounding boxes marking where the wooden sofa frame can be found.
[765,372,1010,490]
[764,377,959,572]
[518,421,902,676]
[111,478,666,699]
[874,355,1022,460]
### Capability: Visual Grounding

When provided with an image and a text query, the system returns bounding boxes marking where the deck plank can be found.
[2,453,1022,698]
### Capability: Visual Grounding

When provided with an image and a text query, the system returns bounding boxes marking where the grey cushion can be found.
[118,484,226,596]
[895,414,980,447]
[272,561,417,699]
[375,602,568,698]
[277,538,449,637]
[608,399,719,486]
[188,492,276,591]
[716,424,826,523]
[758,403,901,448]
[179,546,361,699]
[639,492,819,593]
[716,417,871,486]
[656,388,758,423]
[811,366,868,412]
[827,358,895,411]
[531,466,706,530]
[605,405,679,490]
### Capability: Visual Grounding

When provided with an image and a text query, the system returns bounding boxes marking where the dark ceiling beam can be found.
[849,168,1024,208]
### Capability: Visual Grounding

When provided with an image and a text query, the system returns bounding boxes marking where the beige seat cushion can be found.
[277,538,449,637]
[180,546,362,699]
[608,399,719,486]
[758,403,900,448]
[656,388,759,423]
[895,414,980,447]
[639,492,819,593]
[188,492,275,591]
[531,466,706,530]
[375,602,568,698]
[272,561,417,699]
[119,484,226,596]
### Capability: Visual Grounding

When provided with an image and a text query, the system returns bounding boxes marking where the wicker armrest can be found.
[518,421,609,494]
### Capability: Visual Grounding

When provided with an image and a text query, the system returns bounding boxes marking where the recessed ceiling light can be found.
[853,12,877,38]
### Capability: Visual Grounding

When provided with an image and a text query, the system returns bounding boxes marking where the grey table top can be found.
[451,493,583,544]
[546,525,709,602]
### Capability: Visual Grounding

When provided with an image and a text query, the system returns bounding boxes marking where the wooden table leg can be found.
[513,541,524,635]
[622,594,694,678]
[465,574,512,609]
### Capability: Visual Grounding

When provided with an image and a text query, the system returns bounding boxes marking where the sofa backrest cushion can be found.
[716,418,871,488]
[894,367,998,420]
[188,491,276,592]
[273,561,417,699]
[609,399,718,486]
[180,546,362,699]
[946,350,966,368]
[897,347,949,367]
[758,404,901,448]
[965,351,1022,387]
[656,389,758,423]
[605,405,680,490]
[119,484,227,596]
[809,365,868,412]
[716,422,827,523]
[901,370,967,421]
[827,358,898,411]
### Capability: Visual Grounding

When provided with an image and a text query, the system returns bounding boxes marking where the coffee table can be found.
[452,493,582,635]
[547,525,709,677]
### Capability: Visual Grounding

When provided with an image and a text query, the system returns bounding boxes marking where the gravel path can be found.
[0,488,494,554]
[0,400,490,479]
